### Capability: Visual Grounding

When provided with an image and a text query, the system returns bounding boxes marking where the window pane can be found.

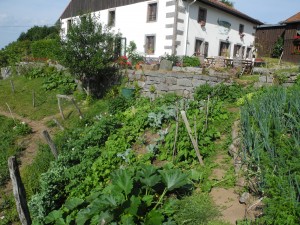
[148,3,157,22]
[239,24,244,34]
[146,36,155,54]
[108,11,115,26]
[198,8,207,22]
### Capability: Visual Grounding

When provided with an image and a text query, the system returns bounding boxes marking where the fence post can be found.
[8,156,32,225]
[42,130,58,159]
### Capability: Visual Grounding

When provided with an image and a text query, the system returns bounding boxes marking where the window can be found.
[67,19,72,32]
[219,41,230,57]
[194,39,203,56]
[246,47,251,58]
[239,24,244,34]
[198,7,207,23]
[147,3,157,22]
[241,46,245,58]
[204,42,209,58]
[108,10,116,27]
[233,44,242,57]
[145,35,155,54]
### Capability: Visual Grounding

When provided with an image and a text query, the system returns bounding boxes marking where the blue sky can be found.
[0,0,299,49]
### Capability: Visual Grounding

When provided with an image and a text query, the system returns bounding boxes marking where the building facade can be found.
[60,0,262,59]
[256,12,300,63]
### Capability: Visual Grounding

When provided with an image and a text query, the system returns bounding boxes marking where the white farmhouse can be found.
[60,0,262,59]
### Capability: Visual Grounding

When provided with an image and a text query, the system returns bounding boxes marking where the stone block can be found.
[141,64,159,71]
[192,79,207,87]
[157,83,169,91]
[159,59,173,71]
[177,78,193,86]
[166,77,177,85]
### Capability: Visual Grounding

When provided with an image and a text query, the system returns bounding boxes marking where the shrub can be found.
[31,39,61,61]
[182,56,200,67]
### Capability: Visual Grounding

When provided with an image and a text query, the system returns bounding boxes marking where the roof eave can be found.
[199,0,263,25]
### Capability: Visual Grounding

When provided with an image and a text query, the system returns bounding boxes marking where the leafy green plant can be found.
[161,54,180,66]
[182,56,200,67]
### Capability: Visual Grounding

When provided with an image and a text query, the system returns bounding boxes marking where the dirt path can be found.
[209,121,246,224]
[0,110,57,203]
[0,110,55,170]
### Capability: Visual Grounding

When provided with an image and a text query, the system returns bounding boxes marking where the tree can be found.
[60,14,121,96]
[272,36,284,58]
[220,0,234,7]
[18,25,59,42]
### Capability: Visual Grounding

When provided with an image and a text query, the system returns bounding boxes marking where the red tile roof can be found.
[283,12,300,23]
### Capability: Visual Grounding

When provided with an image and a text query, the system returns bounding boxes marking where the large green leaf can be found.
[144,210,164,225]
[90,211,114,225]
[64,197,84,211]
[142,195,154,207]
[112,169,133,196]
[99,193,125,208]
[76,208,92,225]
[125,195,141,216]
[45,210,63,224]
[137,165,161,188]
[159,169,189,191]
[120,214,135,225]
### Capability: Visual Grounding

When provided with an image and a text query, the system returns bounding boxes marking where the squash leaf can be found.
[159,169,189,191]
[45,210,63,224]
[144,210,164,225]
[112,169,133,196]
[137,165,161,188]
[125,195,141,216]
[64,197,84,210]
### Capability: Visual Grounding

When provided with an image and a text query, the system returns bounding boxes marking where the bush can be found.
[31,39,61,61]
[161,54,180,66]
[108,95,130,114]
[182,56,200,67]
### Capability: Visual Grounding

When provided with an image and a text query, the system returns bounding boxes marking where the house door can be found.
[219,41,230,57]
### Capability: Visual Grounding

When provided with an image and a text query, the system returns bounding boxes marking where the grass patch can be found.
[173,192,221,225]
[0,76,71,120]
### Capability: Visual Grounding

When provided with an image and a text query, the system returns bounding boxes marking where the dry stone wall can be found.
[126,70,232,99]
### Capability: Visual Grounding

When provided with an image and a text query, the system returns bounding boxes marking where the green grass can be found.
[0,76,71,120]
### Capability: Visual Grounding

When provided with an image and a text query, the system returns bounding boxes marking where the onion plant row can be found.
[241,86,300,224]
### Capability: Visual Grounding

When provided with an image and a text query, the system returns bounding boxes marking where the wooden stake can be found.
[32,90,35,108]
[42,130,58,159]
[56,94,83,119]
[52,118,64,131]
[8,156,32,225]
[181,110,204,166]
[71,98,84,119]
[205,95,210,131]
[5,102,15,122]
[172,102,179,162]
[10,80,15,93]
[57,97,65,120]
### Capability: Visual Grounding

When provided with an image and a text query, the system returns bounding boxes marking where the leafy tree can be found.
[272,36,284,58]
[60,14,121,96]
[220,0,234,7]
[18,25,59,41]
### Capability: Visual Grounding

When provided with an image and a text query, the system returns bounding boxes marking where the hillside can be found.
[0,63,299,225]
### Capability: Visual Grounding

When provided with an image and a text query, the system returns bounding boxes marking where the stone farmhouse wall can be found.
[126,69,232,99]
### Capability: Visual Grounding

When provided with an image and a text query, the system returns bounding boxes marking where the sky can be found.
[0,0,299,49]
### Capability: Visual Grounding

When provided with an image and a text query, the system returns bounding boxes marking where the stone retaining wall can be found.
[126,70,232,98]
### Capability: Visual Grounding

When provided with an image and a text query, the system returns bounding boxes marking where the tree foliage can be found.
[220,0,234,7]
[60,13,121,94]
[18,25,59,42]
